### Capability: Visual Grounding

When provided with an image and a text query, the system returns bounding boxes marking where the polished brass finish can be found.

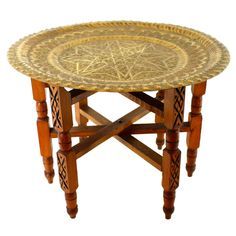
[8,21,229,91]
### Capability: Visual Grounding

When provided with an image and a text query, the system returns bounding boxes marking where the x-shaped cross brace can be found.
[74,106,163,169]
[53,90,190,171]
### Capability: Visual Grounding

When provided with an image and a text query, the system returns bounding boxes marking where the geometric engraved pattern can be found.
[8,21,230,92]
[57,152,69,191]
[57,38,184,82]
[169,150,181,190]
[173,87,185,128]
[49,86,63,130]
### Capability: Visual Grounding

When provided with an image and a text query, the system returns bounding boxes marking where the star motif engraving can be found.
[59,39,179,82]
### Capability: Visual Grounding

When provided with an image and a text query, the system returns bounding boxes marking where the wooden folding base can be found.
[31,79,207,219]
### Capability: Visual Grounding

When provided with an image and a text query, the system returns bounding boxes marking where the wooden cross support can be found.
[31,79,206,220]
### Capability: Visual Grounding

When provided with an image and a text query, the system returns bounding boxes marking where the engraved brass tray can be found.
[8,21,229,92]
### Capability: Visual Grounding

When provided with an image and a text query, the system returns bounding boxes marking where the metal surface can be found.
[8,21,229,91]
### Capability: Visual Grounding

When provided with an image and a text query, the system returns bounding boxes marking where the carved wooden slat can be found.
[57,151,78,193]
[121,92,164,117]
[57,150,78,219]
[57,151,69,191]
[49,86,78,219]
[186,81,207,176]
[31,79,54,183]
[79,106,162,170]
[155,90,165,149]
[164,87,185,129]
[162,87,185,219]
[49,86,72,132]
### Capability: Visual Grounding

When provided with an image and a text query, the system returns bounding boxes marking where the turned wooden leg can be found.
[75,99,88,142]
[162,87,185,219]
[155,90,165,149]
[31,79,54,183]
[186,82,207,177]
[49,86,79,218]
[163,130,180,219]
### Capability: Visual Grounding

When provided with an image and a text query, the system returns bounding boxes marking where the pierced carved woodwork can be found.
[57,131,72,192]
[57,148,78,218]
[57,152,69,191]
[49,86,73,133]
[49,86,63,131]
[169,150,181,190]
[57,132,78,194]
[173,87,185,128]
[164,87,185,129]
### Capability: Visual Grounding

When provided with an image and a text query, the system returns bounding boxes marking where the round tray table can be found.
[8,21,229,219]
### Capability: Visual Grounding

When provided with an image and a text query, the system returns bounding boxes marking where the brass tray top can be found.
[8,21,229,92]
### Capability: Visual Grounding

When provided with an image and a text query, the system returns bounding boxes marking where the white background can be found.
[0,0,235,235]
